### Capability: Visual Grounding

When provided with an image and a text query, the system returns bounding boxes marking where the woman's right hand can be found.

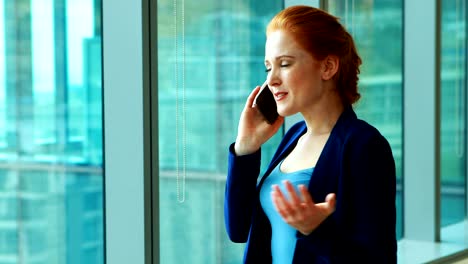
[234,86,284,156]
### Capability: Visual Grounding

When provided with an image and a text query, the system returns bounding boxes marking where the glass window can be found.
[0,0,104,263]
[440,0,466,241]
[157,1,283,263]
[328,1,404,239]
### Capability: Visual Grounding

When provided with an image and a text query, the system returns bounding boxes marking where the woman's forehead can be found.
[265,30,310,62]
[266,31,302,56]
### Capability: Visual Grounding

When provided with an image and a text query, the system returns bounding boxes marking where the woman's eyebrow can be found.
[265,55,295,63]
[275,55,295,60]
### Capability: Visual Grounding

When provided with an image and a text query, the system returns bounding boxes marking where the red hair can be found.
[267,5,362,105]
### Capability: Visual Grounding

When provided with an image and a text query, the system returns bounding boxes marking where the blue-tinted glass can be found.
[328,1,404,239]
[158,1,283,263]
[440,0,466,238]
[0,230,17,254]
[0,0,104,263]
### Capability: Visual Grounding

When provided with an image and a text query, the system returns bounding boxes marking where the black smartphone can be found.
[253,82,279,124]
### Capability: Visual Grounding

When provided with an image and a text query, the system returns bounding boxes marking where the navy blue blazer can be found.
[224,107,397,263]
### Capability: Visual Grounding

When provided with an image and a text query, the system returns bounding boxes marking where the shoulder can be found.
[342,117,394,161]
[334,107,387,145]
[347,118,384,140]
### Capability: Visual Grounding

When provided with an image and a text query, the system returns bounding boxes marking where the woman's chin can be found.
[277,108,295,117]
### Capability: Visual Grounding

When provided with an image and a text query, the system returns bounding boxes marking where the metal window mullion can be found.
[53,0,69,156]
[465,0,468,224]
[403,0,441,241]
[146,0,159,263]
[103,0,149,263]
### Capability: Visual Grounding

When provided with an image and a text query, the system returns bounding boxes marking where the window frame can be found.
[102,0,155,263]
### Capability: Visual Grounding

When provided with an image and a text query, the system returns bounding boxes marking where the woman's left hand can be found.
[271,180,336,235]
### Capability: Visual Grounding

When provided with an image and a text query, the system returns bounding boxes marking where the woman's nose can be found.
[266,68,281,88]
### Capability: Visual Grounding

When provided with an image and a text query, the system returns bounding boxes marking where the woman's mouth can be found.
[274,92,288,101]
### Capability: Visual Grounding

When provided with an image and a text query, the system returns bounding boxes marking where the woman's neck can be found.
[301,93,345,137]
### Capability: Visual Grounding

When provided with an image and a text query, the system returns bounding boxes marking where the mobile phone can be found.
[253,82,279,124]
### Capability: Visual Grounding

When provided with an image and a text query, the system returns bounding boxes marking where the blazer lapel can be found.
[257,124,307,187]
[271,125,307,168]
[308,107,356,202]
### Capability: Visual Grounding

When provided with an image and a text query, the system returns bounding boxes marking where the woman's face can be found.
[264,30,326,117]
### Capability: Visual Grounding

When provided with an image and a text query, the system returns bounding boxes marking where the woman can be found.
[224,5,396,264]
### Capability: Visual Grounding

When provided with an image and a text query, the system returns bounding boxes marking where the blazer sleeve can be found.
[224,143,261,243]
[334,132,397,263]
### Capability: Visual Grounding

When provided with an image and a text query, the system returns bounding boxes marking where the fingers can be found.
[315,193,337,215]
[325,193,337,213]
[271,185,289,212]
[245,86,261,109]
[272,182,310,210]
[270,115,285,134]
[284,181,301,205]
[275,183,335,211]
[271,183,337,234]
[251,80,269,107]
[274,183,336,217]
[271,182,309,220]
[298,184,315,205]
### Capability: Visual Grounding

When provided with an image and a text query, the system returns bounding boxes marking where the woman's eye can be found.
[265,68,271,72]
[280,63,290,67]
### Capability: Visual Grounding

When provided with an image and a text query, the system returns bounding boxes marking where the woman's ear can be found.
[321,55,339,81]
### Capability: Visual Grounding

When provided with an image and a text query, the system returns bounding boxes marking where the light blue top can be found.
[259,160,313,264]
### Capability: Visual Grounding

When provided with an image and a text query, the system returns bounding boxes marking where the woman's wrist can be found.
[234,140,259,156]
